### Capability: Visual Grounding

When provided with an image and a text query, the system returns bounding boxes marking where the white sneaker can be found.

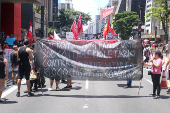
[56,87,60,91]
[48,87,53,91]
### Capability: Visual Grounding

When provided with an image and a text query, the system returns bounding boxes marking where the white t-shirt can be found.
[166,44,168,50]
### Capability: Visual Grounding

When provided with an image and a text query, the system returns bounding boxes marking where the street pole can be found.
[0,0,1,31]
[41,6,44,38]
[138,5,142,39]
[168,1,170,53]
[155,26,157,42]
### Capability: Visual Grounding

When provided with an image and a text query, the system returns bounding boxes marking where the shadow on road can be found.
[33,94,154,98]
[117,84,144,88]
[1,99,18,104]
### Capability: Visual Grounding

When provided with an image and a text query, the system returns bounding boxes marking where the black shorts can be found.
[50,77,59,81]
[18,64,31,80]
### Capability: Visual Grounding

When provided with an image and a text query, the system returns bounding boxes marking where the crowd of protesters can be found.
[0,38,72,103]
[142,40,170,99]
[1,38,170,103]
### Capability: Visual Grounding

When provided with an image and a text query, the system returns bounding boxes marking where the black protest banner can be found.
[34,39,143,81]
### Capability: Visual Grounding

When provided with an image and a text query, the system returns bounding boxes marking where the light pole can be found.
[138,5,142,39]
[167,1,170,47]
[168,1,170,54]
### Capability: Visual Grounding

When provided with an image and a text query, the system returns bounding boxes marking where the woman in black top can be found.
[0,50,9,103]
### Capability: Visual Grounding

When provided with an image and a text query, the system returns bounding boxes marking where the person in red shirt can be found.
[3,42,10,50]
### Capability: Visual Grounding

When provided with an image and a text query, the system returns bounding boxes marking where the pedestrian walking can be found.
[166,44,168,56]
[0,50,8,103]
[164,53,170,94]
[143,46,150,63]
[30,43,38,91]
[10,45,18,85]
[144,50,162,99]
[16,39,34,97]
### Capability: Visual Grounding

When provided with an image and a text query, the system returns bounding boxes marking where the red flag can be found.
[103,19,109,40]
[27,22,33,44]
[72,18,78,40]
[109,26,117,35]
[101,7,114,19]
[49,34,54,39]
[77,14,83,36]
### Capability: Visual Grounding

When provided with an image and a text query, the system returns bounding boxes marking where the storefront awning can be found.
[141,34,160,39]
[1,0,41,3]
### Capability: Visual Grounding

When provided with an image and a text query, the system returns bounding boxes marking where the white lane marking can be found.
[83,104,88,109]
[143,78,153,85]
[85,79,89,90]
[2,79,26,98]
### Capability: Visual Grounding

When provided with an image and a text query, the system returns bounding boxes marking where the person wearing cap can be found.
[16,39,34,97]
[10,45,18,85]
[144,50,162,99]
[0,50,9,103]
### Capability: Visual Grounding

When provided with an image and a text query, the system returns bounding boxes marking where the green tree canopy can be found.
[48,27,58,35]
[145,0,170,43]
[112,11,139,40]
[58,9,92,34]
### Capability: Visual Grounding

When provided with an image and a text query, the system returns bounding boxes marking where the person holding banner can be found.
[48,78,60,91]
[0,50,9,103]
[144,50,162,99]
[16,39,34,97]
[10,45,18,85]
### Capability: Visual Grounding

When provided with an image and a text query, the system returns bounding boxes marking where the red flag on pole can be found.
[103,19,109,40]
[49,34,54,39]
[109,26,117,35]
[27,22,33,44]
[77,14,83,36]
[71,18,78,40]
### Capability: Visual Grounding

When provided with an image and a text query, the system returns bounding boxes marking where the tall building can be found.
[93,15,100,34]
[58,0,73,11]
[0,0,41,40]
[21,4,33,40]
[142,0,164,42]
[33,0,49,38]
[144,0,160,35]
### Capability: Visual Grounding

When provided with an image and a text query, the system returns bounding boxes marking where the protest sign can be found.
[6,38,16,45]
[34,39,143,81]
[66,32,73,40]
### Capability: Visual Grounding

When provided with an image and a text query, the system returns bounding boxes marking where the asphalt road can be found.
[0,67,170,113]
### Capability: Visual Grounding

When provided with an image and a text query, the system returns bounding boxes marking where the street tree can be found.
[58,9,91,34]
[48,27,58,35]
[146,0,170,43]
[112,11,139,40]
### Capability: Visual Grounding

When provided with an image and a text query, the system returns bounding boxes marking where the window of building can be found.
[147,0,151,3]
[67,4,70,9]
[146,24,150,27]
[147,4,151,8]
[147,30,149,33]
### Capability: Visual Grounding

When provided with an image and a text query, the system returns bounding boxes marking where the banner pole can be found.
[138,80,142,96]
